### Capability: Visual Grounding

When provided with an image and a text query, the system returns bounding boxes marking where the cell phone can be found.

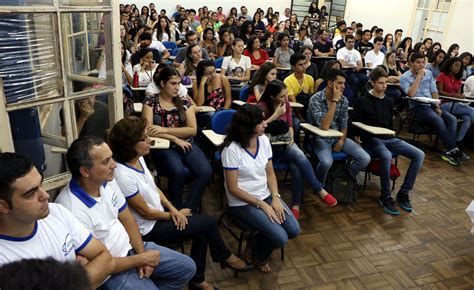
[150,140,156,146]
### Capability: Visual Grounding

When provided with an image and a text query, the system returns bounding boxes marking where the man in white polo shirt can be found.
[56,136,196,290]
[0,152,114,289]
[365,36,385,68]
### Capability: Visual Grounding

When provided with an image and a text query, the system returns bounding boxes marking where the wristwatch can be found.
[272,193,281,199]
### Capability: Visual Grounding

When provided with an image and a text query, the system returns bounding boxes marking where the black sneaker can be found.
[378,196,400,215]
[441,151,460,166]
[396,193,412,212]
[453,150,470,162]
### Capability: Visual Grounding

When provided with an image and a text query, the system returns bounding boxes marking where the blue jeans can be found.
[365,137,425,198]
[278,143,323,205]
[151,143,212,212]
[310,137,371,186]
[228,196,300,262]
[441,102,474,142]
[99,242,196,290]
[414,105,457,151]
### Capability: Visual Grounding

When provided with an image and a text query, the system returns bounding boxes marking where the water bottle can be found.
[133,68,139,87]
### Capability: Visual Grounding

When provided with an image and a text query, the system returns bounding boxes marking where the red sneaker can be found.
[322,194,338,206]
[291,208,300,219]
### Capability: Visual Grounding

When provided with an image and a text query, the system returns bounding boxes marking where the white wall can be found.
[444,0,474,53]
[121,1,292,18]
[344,0,473,52]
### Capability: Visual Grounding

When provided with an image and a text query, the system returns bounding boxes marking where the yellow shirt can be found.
[284,73,315,101]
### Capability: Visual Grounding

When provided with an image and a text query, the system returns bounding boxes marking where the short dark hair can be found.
[185,30,197,40]
[345,34,355,42]
[290,52,306,66]
[373,36,384,43]
[395,29,403,34]
[375,28,383,34]
[66,136,105,178]
[139,32,152,41]
[0,152,34,208]
[109,117,147,163]
[369,66,388,81]
[356,22,363,28]
[0,258,90,290]
[189,9,196,14]
[363,29,371,35]
[325,68,347,82]
[409,52,425,63]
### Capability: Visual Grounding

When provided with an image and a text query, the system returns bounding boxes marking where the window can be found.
[411,0,454,43]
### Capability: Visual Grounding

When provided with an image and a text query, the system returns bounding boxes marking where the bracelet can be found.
[272,193,281,199]
[331,100,338,103]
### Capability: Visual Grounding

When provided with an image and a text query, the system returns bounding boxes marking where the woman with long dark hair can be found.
[110,116,252,290]
[425,49,446,79]
[458,52,472,80]
[154,16,171,42]
[446,43,460,58]
[247,62,278,103]
[257,80,337,218]
[222,104,301,273]
[142,66,210,213]
[217,29,233,57]
[437,57,474,143]
[243,35,270,69]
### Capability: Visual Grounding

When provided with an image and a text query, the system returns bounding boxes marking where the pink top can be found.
[257,100,293,127]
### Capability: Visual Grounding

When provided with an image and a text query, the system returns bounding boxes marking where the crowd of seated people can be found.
[1,1,474,289]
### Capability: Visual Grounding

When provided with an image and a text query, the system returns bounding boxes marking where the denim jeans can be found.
[277,143,323,205]
[310,137,371,186]
[386,86,402,104]
[142,215,231,284]
[440,102,474,142]
[151,143,212,212]
[414,105,457,151]
[346,71,369,98]
[98,242,195,290]
[228,196,300,262]
[365,137,425,198]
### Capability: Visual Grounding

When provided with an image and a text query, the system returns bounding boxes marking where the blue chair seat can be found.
[273,161,290,171]
[331,151,348,161]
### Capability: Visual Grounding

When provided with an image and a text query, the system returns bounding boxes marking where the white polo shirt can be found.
[146,82,188,98]
[222,135,273,207]
[56,179,131,258]
[114,157,164,236]
[0,203,92,265]
[337,47,362,66]
[365,50,385,67]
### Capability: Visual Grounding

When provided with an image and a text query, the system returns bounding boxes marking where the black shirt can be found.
[355,41,373,56]
[314,40,332,53]
[335,39,345,52]
[352,92,394,141]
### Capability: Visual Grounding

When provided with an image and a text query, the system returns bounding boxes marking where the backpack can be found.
[325,162,358,203]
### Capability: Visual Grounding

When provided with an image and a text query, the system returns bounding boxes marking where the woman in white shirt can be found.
[110,117,252,290]
[222,104,300,273]
[132,48,157,87]
[220,38,251,82]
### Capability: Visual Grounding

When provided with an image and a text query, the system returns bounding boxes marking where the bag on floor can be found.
[325,162,358,203]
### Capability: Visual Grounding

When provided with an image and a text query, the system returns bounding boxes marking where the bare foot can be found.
[225,254,246,269]
[192,281,215,290]
[257,262,271,273]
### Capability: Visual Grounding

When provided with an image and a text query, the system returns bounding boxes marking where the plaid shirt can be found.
[308,88,349,144]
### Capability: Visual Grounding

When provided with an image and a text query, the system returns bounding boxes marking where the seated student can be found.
[459,52,472,80]
[56,137,195,290]
[261,32,277,57]
[173,31,210,68]
[300,45,318,80]
[200,27,218,60]
[181,44,203,80]
[315,60,354,104]
[60,81,109,140]
[395,37,412,61]
[355,29,373,57]
[284,53,315,103]
[352,67,425,215]
[217,29,233,57]
[336,34,369,98]
[243,36,270,70]
[307,69,371,186]
[365,36,385,68]
[221,38,252,83]
[464,75,474,97]
[273,33,294,69]
[222,104,301,273]
[132,32,167,65]
[295,26,313,49]
[436,57,474,145]
[146,64,189,99]
[313,29,334,56]
[0,153,114,289]
[425,49,446,79]
[109,117,252,290]
[133,48,158,87]
[335,28,353,53]
[142,66,212,212]
[257,80,337,219]
[247,62,278,103]
[400,52,469,165]
[381,51,404,104]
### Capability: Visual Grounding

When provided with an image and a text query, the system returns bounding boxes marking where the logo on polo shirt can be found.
[62,233,74,257]
[111,191,119,208]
